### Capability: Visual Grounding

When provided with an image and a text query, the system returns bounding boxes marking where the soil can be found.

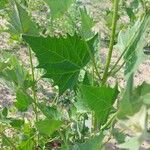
[0,0,150,149]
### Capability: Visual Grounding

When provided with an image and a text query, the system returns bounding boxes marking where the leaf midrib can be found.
[36,40,86,69]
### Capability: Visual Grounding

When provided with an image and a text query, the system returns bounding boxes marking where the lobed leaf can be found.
[0,55,33,90]
[14,89,32,112]
[43,0,73,18]
[118,82,150,118]
[78,84,118,125]
[36,119,62,136]
[8,0,39,36]
[116,13,150,80]
[10,119,24,129]
[23,34,97,94]
[72,133,104,150]
[80,7,95,39]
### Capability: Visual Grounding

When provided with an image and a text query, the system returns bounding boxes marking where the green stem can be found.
[102,0,119,84]
[109,13,148,76]
[29,47,38,121]
[86,43,101,82]
[28,47,39,143]
[81,114,86,142]
[110,61,125,76]
[108,49,126,75]
[100,113,117,131]
[0,132,17,150]
[145,107,148,130]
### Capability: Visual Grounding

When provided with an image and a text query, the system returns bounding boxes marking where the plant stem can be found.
[29,47,38,121]
[110,61,125,76]
[108,49,126,75]
[102,0,119,84]
[28,47,39,143]
[100,113,117,131]
[86,43,101,82]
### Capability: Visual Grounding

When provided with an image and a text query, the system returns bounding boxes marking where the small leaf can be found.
[138,82,150,106]
[118,137,141,150]
[118,82,150,118]
[78,84,118,125]
[37,103,62,120]
[72,133,104,150]
[112,128,125,144]
[23,34,97,94]
[18,138,34,150]
[15,90,32,112]
[0,0,8,9]
[125,7,136,21]
[43,0,73,18]
[36,119,62,136]
[116,14,150,80]
[8,0,39,36]
[0,55,33,90]
[83,72,93,86]
[80,7,95,39]
[2,134,12,147]
[2,107,8,118]
[10,119,24,129]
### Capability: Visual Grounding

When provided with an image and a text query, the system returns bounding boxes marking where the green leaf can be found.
[37,103,62,120]
[0,55,33,90]
[2,107,8,118]
[80,7,95,39]
[78,84,118,125]
[2,134,13,147]
[137,82,150,106]
[83,72,93,86]
[116,14,150,80]
[10,119,24,129]
[18,138,34,150]
[125,7,136,21]
[0,62,9,71]
[118,137,141,150]
[118,82,150,118]
[43,0,73,18]
[72,133,104,150]
[8,0,39,36]
[0,0,8,9]
[112,128,125,144]
[36,119,62,136]
[139,82,150,96]
[22,34,97,94]
[15,90,32,112]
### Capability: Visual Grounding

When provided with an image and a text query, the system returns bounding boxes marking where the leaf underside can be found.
[116,14,150,79]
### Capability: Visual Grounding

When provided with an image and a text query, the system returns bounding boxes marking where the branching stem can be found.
[102,0,119,84]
